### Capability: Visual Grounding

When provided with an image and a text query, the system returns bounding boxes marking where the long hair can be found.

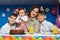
[28,6,39,17]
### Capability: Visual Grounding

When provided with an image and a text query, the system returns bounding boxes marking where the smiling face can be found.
[19,9,26,16]
[8,15,17,25]
[30,8,39,18]
[37,12,46,22]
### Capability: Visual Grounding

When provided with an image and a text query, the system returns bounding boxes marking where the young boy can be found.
[0,13,17,34]
[37,11,54,34]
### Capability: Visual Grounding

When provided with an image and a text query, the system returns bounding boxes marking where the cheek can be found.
[9,19,12,22]
[30,13,33,16]
[35,13,37,16]
[37,17,40,20]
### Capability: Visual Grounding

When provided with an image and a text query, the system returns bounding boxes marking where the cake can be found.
[10,29,25,34]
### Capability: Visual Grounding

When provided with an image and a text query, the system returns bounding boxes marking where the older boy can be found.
[0,13,17,34]
[37,11,54,33]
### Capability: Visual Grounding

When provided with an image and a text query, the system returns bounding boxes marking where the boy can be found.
[0,13,17,34]
[37,11,54,34]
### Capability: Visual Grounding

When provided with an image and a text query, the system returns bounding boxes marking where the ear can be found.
[8,17,10,20]
[45,16,46,18]
[24,8,26,12]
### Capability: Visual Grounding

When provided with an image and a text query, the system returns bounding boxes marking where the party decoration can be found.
[40,6,44,11]
[58,38,60,40]
[13,8,19,14]
[29,27,34,34]
[4,36,16,40]
[23,36,33,40]
[35,36,39,39]
[2,13,5,17]
[52,37,56,40]
[4,36,12,40]
[6,8,10,12]
[56,15,60,28]
[0,36,3,40]
[44,36,52,40]
[45,8,49,12]
[17,37,22,40]
[32,36,36,40]
[53,27,58,34]
[37,37,43,40]
[51,7,57,15]
[12,36,16,40]
[55,36,60,39]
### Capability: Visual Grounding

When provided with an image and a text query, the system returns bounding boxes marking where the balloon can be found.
[52,37,56,40]
[44,36,52,40]
[4,36,12,40]
[31,36,36,40]
[4,36,16,40]
[55,36,60,39]
[51,7,57,15]
[17,37,22,40]
[13,9,19,14]
[35,36,39,39]
[37,37,43,40]
[12,36,16,40]
[23,36,33,40]
[0,36,3,40]
[56,15,60,28]
[58,38,60,40]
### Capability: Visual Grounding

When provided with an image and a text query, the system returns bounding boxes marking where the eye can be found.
[11,17,13,19]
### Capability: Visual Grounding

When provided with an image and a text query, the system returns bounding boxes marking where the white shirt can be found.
[0,23,16,34]
[39,20,54,33]
[16,15,28,23]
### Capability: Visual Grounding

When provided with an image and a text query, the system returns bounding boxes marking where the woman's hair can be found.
[28,6,39,17]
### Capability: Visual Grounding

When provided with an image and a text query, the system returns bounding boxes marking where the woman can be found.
[27,6,40,33]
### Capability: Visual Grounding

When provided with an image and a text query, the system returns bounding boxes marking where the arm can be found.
[0,25,7,34]
[48,22,54,32]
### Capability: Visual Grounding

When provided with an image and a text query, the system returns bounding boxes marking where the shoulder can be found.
[1,23,9,29]
[44,20,53,25]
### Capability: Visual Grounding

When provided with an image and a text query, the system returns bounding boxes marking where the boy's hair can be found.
[37,11,46,16]
[18,7,26,11]
[9,13,18,18]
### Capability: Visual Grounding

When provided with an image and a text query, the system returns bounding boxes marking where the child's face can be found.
[37,14,46,22]
[30,8,39,18]
[8,15,16,25]
[19,9,26,16]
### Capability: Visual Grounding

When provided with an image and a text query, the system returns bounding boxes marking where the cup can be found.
[29,27,34,34]
[53,27,58,34]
